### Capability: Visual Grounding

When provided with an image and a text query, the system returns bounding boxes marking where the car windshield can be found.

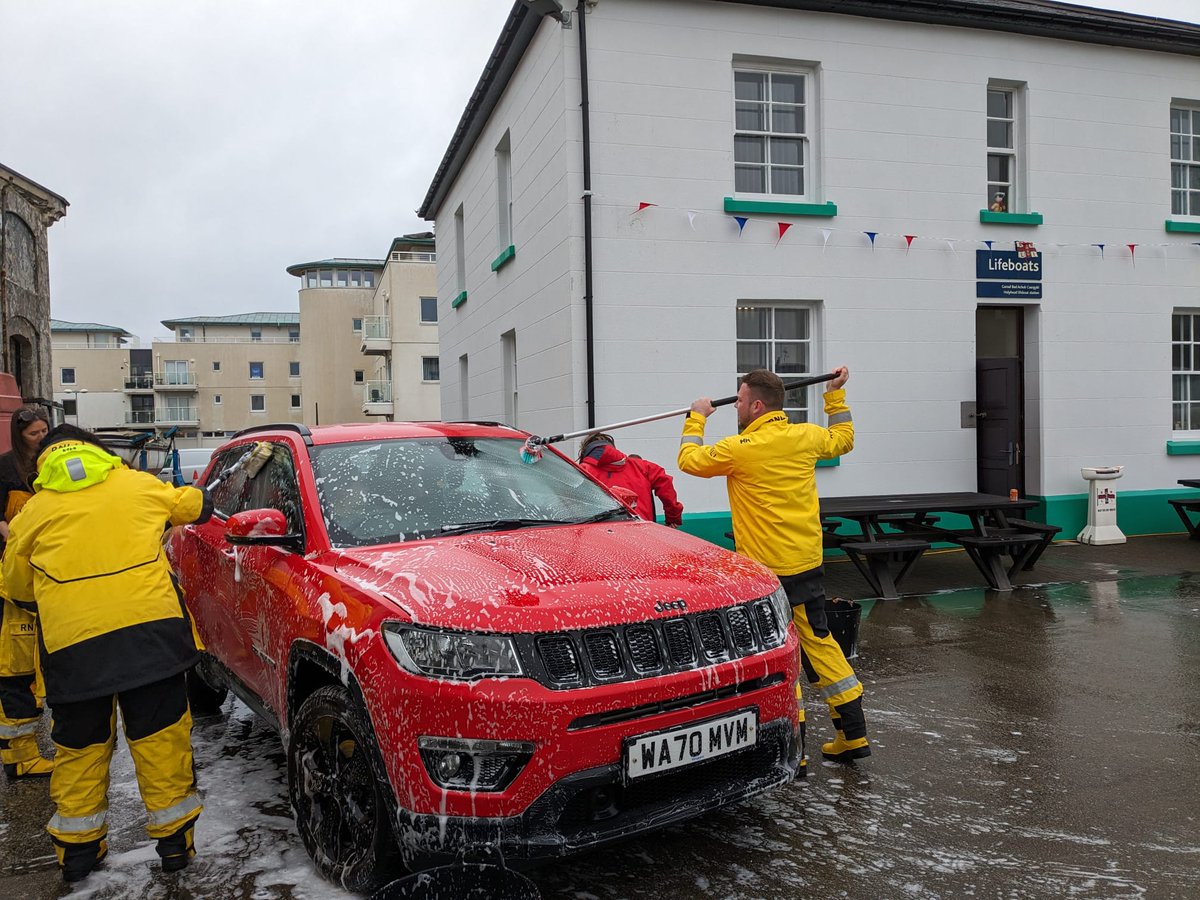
[311,437,630,547]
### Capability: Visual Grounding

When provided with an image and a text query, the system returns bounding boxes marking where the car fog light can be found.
[418,736,536,792]
[436,752,464,780]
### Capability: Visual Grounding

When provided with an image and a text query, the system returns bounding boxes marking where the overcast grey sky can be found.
[2,0,1197,341]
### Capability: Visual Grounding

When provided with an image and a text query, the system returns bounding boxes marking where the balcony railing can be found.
[169,336,298,344]
[362,316,390,340]
[154,372,197,387]
[363,380,393,404]
[390,251,436,263]
[125,410,156,424]
[124,375,155,390]
[155,407,199,423]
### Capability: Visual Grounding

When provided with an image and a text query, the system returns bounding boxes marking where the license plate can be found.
[626,709,757,779]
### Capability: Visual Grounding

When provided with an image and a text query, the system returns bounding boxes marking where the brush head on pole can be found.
[519,437,544,465]
[242,441,274,478]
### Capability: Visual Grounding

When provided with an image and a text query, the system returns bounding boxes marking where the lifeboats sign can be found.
[976,249,1043,299]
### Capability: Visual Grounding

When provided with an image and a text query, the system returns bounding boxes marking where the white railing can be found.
[153,372,197,386]
[390,251,436,262]
[363,380,393,404]
[155,407,199,422]
[362,316,390,340]
[125,410,155,424]
[170,336,299,344]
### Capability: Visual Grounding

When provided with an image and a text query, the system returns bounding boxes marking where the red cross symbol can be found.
[1015,241,1038,258]
[1098,488,1115,503]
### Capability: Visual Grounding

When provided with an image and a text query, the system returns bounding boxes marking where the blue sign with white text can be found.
[977,281,1042,299]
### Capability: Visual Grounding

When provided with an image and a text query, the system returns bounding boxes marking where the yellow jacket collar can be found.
[741,410,790,435]
[34,441,125,493]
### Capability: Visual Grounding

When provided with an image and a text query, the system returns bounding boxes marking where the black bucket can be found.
[825,598,862,659]
[370,863,541,900]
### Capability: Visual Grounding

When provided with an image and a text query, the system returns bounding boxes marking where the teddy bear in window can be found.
[990,191,1007,213]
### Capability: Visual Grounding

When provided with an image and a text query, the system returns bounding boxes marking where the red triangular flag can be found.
[636,202,657,212]
[904,235,916,250]
[1128,243,1137,265]
[777,222,792,243]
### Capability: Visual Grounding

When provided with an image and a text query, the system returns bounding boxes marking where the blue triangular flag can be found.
[982,240,994,250]
[1093,243,1105,259]
[864,231,877,248]
[734,216,748,234]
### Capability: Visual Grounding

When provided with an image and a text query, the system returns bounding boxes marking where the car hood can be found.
[323,520,779,633]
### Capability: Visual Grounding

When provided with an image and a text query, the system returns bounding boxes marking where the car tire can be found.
[287,684,398,892]
[185,656,228,716]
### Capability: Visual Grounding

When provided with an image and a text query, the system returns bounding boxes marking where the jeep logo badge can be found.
[654,599,687,613]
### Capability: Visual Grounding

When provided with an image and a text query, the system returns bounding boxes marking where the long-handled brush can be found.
[205,441,274,490]
[520,372,838,464]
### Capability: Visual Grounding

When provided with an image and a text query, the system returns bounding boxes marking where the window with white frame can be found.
[354,369,364,384]
[736,303,815,423]
[1172,310,1200,430]
[1171,103,1200,217]
[249,361,264,380]
[212,361,221,372]
[60,367,76,385]
[289,361,300,377]
[290,394,301,410]
[496,131,513,250]
[250,328,262,342]
[213,394,222,405]
[352,317,363,333]
[422,357,440,382]
[420,296,438,323]
[250,394,266,412]
[733,66,811,197]
[987,84,1022,212]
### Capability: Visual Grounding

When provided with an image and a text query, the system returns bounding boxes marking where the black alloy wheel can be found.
[287,684,398,891]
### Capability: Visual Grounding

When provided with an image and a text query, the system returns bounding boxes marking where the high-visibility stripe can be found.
[821,674,860,699]
[49,809,108,835]
[827,411,853,425]
[0,721,38,738]
[680,436,703,446]
[146,793,202,827]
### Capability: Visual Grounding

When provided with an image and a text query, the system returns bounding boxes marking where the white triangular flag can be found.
[686,210,698,231]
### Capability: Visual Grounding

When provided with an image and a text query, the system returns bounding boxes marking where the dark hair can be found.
[9,406,49,485]
[40,423,115,456]
[740,369,785,410]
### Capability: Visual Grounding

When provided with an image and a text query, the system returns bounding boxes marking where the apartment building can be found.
[421,0,1200,538]
[49,320,131,427]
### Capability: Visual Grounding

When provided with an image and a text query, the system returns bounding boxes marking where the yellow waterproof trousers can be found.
[783,568,868,742]
[0,598,43,767]
[48,673,201,857]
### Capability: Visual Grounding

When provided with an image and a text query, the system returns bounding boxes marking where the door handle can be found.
[1015,442,1021,465]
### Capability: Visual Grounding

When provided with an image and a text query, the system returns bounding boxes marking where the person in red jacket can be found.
[578,433,683,527]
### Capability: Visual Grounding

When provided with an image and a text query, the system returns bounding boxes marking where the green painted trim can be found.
[723,197,837,217]
[816,456,840,468]
[1167,440,1200,455]
[1040,487,1200,538]
[451,290,468,309]
[979,210,1044,225]
[490,244,516,271]
[1165,219,1200,234]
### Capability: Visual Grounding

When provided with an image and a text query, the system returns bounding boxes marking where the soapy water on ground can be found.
[1,576,1197,898]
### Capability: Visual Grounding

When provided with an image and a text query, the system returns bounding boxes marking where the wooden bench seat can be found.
[838,538,930,600]
[1167,498,1200,539]
[1004,518,1064,569]
[952,533,1041,590]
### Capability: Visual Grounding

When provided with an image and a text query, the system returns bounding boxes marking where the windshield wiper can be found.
[439,518,571,536]
[572,508,632,524]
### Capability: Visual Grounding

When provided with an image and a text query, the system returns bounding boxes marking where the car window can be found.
[207,447,256,517]
[206,443,303,536]
[311,437,625,547]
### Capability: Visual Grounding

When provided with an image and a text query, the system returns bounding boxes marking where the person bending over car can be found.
[2,424,213,883]
[578,432,684,527]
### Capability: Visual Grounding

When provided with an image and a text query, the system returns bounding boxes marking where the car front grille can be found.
[515,597,785,690]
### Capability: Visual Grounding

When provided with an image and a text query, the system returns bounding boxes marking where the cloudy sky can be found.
[2,0,1197,341]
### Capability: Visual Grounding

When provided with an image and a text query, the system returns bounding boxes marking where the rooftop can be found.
[160,312,300,328]
[285,258,386,277]
[50,319,131,336]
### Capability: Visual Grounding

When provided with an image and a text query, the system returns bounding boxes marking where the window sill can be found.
[1165,220,1200,234]
[491,245,516,272]
[1166,440,1200,455]
[723,197,837,217]
[816,457,840,468]
[979,210,1043,225]
[451,290,468,309]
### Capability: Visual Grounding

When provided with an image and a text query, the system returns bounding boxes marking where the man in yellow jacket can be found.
[2,425,213,883]
[679,368,870,768]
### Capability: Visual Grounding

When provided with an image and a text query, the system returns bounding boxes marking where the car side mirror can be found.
[610,486,638,511]
[225,508,303,551]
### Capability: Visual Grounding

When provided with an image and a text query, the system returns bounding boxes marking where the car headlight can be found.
[383,623,523,680]
[767,584,792,636]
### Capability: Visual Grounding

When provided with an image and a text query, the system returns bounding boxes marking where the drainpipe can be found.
[578,1,595,428]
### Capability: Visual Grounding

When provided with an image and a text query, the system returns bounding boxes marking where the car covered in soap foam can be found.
[168,421,801,889]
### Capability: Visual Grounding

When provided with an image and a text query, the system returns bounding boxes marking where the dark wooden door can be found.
[976,357,1023,495]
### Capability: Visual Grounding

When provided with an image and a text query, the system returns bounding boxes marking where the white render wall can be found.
[434,0,1200,516]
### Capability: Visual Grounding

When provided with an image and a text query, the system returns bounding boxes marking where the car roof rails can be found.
[231,423,315,447]
[442,420,524,430]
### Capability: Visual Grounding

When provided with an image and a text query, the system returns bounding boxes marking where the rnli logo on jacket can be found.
[654,599,687,613]
[18,623,35,634]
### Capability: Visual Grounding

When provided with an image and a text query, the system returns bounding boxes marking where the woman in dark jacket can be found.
[0,406,53,780]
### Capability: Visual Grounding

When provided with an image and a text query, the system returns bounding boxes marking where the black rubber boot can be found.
[58,838,107,884]
[156,816,197,873]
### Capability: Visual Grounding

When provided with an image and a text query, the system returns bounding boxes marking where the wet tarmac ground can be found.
[2,543,1198,898]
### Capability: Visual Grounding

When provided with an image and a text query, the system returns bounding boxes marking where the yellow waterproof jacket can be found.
[678,389,854,577]
[2,441,211,703]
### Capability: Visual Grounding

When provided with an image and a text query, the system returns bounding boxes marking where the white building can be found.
[420,0,1200,539]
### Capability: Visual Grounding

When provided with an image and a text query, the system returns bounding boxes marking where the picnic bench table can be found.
[1170,479,1200,539]
[820,492,1050,598]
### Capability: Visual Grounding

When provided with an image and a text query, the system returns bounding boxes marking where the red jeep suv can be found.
[169,422,801,889]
